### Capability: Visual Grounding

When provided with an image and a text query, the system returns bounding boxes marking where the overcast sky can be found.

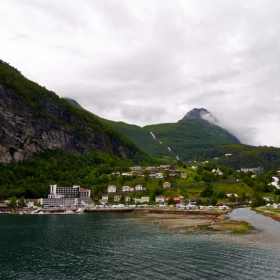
[1,0,280,147]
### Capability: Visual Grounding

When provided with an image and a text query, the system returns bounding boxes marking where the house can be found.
[165,197,181,204]
[27,201,34,208]
[135,184,143,191]
[147,166,157,173]
[149,174,157,179]
[114,195,121,202]
[125,196,131,202]
[107,185,117,193]
[0,203,9,211]
[163,182,171,188]
[181,173,187,179]
[155,196,165,203]
[122,186,131,192]
[102,194,108,200]
[99,194,108,204]
[141,197,150,203]
[156,172,163,178]
[212,168,223,175]
[189,198,197,205]
[80,198,94,208]
[160,165,170,170]
[121,172,133,176]
[225,194,238,199]
[131,166,142,174]
[133,198,141,203]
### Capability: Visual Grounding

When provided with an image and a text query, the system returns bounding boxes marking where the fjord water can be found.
[1,209,280,280]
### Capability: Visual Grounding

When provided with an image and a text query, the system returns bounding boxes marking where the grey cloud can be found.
[197,69,241,84]
[2,0,280,146]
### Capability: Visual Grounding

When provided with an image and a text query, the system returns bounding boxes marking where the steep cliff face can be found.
[0,61,143,163]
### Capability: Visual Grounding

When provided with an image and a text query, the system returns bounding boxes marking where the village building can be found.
[165,197,181,204]
[225,194,238,199]
[122,186,131,192]
[156,172,163,178]
[39,185,93,208]
[155,196,165,203]
[140,197,150,203]
[133,198,141,203]
[99,194,109,204]
[0,203,9,212]
[212,168,223,175]
[79,188,91,198]
[135,184,144,191]
[181,173,188,179]
[121,172,133,176]
[160,165,170,170]
[163,182,171,188]
[189,198,197,205]
[131,166,142,174]
[107,185,117,193]
[147,166,157,173]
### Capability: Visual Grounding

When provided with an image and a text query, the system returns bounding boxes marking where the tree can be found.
[210,196,217,206]
[168,197,175,205]
[251,192,265,207]
[201,170,215,183]
[194,175,201,182]
[196,198,202,205]
[201,184,213,198]
[8,196,17,210]
[217,190,226,199]
[177,160,184,167]
[120,195,125,204]
[18,196,25,208]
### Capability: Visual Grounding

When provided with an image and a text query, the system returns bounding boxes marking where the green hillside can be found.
[0,60,153,164]
[143,117,240,159]
[101,119,175,159]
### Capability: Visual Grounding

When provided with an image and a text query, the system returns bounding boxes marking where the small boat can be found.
[76,208,84,213]
[64,210,75,214]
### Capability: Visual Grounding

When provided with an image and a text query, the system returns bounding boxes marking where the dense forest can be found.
[0,149,159,200]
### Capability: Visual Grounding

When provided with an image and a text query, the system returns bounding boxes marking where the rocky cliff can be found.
[0,61,145,163]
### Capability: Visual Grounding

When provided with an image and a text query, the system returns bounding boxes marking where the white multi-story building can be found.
[49,185,80,198]
[80,188,91,198]
[40,185,92,207]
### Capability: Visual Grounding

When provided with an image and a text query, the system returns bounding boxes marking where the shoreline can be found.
[131,209,254,232]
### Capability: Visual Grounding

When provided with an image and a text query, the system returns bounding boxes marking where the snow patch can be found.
[150,131,156,140]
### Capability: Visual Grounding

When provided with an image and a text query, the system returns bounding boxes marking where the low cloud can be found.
[1,0,280,147]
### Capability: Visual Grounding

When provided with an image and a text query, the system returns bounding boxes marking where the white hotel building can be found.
[39,185,92,207]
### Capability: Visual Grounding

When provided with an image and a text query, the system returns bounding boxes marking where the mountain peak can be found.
[183,108,218,124]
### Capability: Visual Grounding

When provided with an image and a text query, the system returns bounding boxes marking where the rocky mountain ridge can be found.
[0,60,149,163]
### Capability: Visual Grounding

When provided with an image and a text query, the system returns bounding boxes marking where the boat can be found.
[64,210,75,214]
[76,208,84,213]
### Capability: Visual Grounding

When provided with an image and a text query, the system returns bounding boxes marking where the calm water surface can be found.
[1,208,280,280]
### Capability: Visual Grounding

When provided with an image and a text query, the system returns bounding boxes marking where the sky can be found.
[1,0,280,147]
